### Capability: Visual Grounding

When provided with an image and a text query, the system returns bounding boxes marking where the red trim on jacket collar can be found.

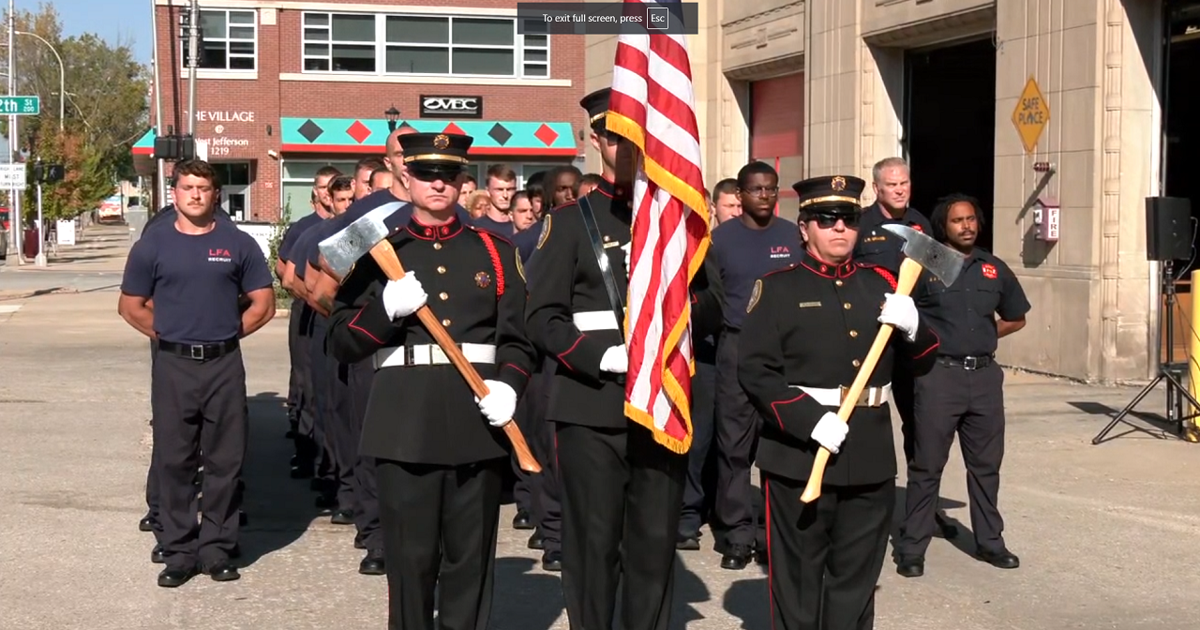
[407,214,464,241]
[800,251,857,278]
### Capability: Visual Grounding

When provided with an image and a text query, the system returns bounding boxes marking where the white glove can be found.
[878,292,919,342]
[621,242,631,274]
[381,273,427,320]
[810,412,849,454]
[476,380,517,428]
[600,345,628,374]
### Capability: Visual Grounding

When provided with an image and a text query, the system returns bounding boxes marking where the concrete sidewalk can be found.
[2,289,1199,629]
[0,224,134,298]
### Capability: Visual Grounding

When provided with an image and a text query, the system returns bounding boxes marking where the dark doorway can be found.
[903,38,997,251]
[1165,2,1200,266]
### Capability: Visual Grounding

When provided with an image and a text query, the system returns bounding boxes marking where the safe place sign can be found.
[1011,78,1049,154]
[0,96,40,115]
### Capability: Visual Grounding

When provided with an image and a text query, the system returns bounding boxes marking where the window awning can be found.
[130,119,579,157]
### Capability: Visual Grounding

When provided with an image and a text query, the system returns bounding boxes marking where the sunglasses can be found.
[811,213,860,229]
[408,167,463,183]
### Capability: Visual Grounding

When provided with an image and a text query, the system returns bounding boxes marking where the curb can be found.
[0,287,79,301]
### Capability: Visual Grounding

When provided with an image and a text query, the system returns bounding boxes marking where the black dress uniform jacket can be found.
[854,203,934,274]
[326,214,537,465]
[738,252,940,486]
[525,179,722,428]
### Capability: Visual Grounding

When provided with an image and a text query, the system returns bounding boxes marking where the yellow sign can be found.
[1012,77,1050,154]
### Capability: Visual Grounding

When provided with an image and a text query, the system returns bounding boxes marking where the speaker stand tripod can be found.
[1092,260,1200,444]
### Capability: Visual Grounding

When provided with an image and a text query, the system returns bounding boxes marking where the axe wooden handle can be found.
[368,239,542,474]
[799,257,923,504]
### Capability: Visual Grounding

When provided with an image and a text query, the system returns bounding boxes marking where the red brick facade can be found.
[149,0,586,222]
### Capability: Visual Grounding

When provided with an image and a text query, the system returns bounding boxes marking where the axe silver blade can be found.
[879,223,967,287]
[318,201,407,279]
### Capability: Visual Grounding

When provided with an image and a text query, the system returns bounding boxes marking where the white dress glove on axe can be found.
[878,292,919,342]
[621,242,632,275]
[600,345,628,374]
[381,273,428,320]
[476,380,517,428]
[810,412,849,454]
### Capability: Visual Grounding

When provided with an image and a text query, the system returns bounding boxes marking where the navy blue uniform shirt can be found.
[913,248,1030,357]
[853,202,934,275]
[471,215,515,238]
[710,217,802,329]
[278,211,325,264]
[121,219,273,344]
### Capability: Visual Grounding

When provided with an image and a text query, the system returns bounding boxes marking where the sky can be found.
[34,0,153,63]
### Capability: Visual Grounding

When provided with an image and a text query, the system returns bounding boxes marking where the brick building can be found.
[134,0,587,222]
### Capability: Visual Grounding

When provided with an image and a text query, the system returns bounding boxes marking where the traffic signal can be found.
[152,134,196,161]
[31,163,65,183]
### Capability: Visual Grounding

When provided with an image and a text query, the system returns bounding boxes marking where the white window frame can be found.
[279,159,360,222]
[300,11,551,80]
[183,8,258,72]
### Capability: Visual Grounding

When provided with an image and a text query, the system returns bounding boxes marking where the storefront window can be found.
[281,160,357,221]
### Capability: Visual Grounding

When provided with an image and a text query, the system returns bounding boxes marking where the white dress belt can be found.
[792,383,892,408]
[573,310,621,332]
[373,343,496,369]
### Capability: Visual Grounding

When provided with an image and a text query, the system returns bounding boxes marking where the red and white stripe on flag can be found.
[607,0,710,454]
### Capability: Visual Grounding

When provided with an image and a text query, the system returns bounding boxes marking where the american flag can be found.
[607,0,710,454]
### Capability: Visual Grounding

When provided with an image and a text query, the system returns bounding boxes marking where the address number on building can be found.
[420,95,483,119]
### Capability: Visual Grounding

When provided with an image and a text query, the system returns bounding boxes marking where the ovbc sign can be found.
[419,95,483,119]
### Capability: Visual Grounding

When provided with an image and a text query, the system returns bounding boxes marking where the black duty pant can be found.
[679,359,717,538]
[898,360,1007,557]
[348,359,381,551]
[308,317,337,489]
[515,359,561,552]
[286,300,304,431]
[293,307,318,466]
[764,475,894,630]
[151,346,248,570]
[714,330,762,549]
[377,458,505,630]
[556,422,687,630]
[329,361,358,509]
[146,338,161,526]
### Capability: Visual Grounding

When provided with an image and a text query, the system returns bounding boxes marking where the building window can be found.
[184,9,257,71]
[281,160,359,221]
[301,12,551,79]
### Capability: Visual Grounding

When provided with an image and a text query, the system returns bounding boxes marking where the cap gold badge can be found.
[746,279,763,313]
[831,176,847,192]
[433,134,451,150]
[475,271,491,288]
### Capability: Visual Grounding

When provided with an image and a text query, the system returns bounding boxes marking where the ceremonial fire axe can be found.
[318,206,542,474]
[799,224,965,504]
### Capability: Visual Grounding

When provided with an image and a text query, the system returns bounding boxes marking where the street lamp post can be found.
[15,30,64,132]
[385,105,400,132]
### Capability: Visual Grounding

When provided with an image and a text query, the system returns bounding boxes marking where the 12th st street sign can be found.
[0,96,40,115]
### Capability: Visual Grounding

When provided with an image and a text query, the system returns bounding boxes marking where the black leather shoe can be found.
[359,549,386,575]
[139,515,157,532]
[896,555,925,578]
[721,544,752,571]
[205,561,241,582]
[229,545,242,560]
[331,509,355,525]
[527,532,545,550]
[977,548,1020,569]
[150,544,165,564]
[676,534,701,551]
[512,510,534,530]
[157,566,198,588]
[541,550,562,572]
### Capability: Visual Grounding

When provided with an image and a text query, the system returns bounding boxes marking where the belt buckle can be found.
[963,356,979,370]
[189,344,205,361]
[431,345,449,364]
[838,385,865,407]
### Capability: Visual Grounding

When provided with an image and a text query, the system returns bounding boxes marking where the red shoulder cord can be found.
[871,266,898,291]
[478,231,505,300]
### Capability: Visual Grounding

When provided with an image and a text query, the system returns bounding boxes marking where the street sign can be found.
[1012,77,1050,154]
[0,163,27,190]
[0,96,40,116]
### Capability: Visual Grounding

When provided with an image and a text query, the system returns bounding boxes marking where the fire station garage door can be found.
[750,72,804,203]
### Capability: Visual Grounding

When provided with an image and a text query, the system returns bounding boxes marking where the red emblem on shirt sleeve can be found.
[981,263,998,279]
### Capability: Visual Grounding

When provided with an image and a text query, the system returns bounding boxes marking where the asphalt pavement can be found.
[2,225,1200,629]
